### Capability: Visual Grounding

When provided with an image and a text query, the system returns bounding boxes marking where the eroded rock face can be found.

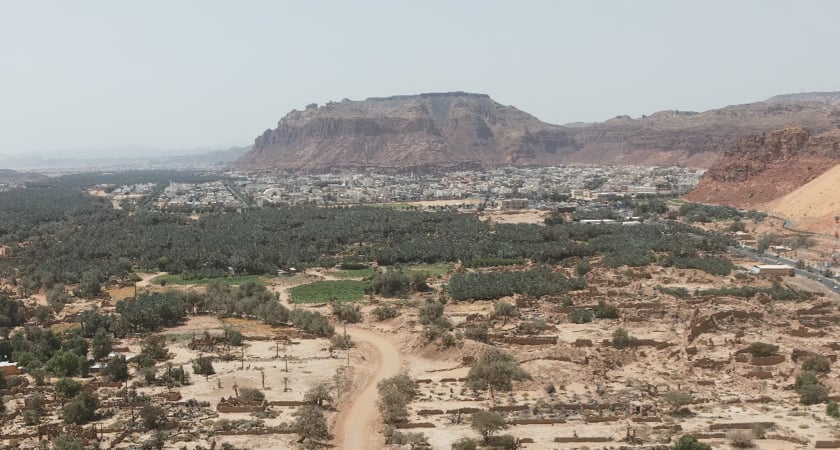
[234,92,578,172]
[233,91,840,173]
[685,126,840,207]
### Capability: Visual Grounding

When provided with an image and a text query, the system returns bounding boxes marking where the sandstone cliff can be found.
[685,126,840,207]
[233,91,840,172]
[235,92,578,172]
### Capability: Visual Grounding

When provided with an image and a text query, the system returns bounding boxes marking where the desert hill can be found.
[233,91,840,172]
[762,163,840,234]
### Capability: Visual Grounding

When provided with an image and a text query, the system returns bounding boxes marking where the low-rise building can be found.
[752,264,794,277]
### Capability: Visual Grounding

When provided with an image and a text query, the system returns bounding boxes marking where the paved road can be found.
[729,246,840,294]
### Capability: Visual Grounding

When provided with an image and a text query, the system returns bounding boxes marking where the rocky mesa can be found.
[234,92,578,172]
[233,91,840,173]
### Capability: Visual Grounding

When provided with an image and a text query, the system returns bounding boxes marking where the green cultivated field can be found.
[289,280,368,303]
[331,268,377,279]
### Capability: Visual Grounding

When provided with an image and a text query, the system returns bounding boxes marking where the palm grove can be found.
[0,171,758,447]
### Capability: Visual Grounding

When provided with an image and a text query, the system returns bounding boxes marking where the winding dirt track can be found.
[332,327,402,450]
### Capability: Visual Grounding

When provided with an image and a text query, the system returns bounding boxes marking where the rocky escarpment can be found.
[234,92,578,172]
[233,91,840,173]
[563,102,840,168]
[685,126,840,207]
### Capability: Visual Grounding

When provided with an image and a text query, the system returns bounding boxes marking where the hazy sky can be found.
[2,0,839,156]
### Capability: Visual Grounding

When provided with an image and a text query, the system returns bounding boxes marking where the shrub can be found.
[466,349,530,394]
[487,434,518,450]
[140,404,166,429]
[192,356,215,376]
[91,328,113,360]
[746,342,778,357]
[827,400,840,418]
[440,332,457,348]
[330,333,354,350]
[377,374,418,425]
[471,410,507,442]
[612,327,636,349]
[492,301,519,322]
[728,430,755,448]
[304,383,332,408]
[576,260,591,276]
[225,328,243,346]
[332,303,362,323]
[802,355,831,373]
[47,350,87,377]
[289,309,335,337]
[663,390,695,415]
[795,370,819,391]
[239,388,265,403]
[371,271,412,297]
[140,335,171,361]
[378,374,418,398]
[55,377,83,400]
[52,434,85,450]
[799,382,829,405]
[418,300,444,325]
[384,426,429,447]
[372,304,399,321]
[795,370,828,405]
[103,355,129,381]
[656,286,690,298]
[570,309,593,324]
[62,392,98,425]
[592,300,619,319]
[673,434,712,450]
[464,325,489,343]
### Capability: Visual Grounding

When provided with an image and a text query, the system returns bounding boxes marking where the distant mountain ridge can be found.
[1,146,249,171]
[766,91,840,105]
[0,169,47,184]
[233,91,840,172]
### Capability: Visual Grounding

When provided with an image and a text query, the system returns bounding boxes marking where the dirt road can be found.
[332,327,402,450]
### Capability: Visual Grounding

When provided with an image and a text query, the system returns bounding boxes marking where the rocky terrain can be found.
[685,126,840,208]
[235,92,578,172]
[233,91,840,172]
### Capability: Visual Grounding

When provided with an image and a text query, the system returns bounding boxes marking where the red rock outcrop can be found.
[234,92,578,172]
[685,126,840,207]
[233,91,840,173]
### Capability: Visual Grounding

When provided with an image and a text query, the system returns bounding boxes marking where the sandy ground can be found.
[136,271,166,288]
[763,163,840,234]
[481,209,548,224]
[332,326,402,450]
